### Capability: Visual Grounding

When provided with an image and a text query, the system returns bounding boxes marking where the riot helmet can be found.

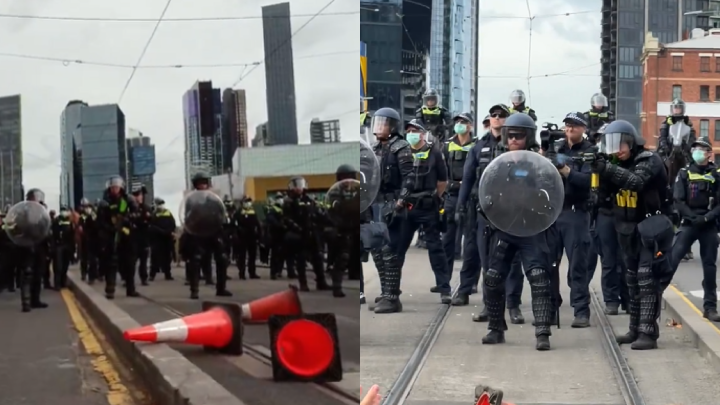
[80,197,90,206]
[288,176,308,195]
[670,98,686,116]
[590,93,608,109]
[423,89,439,108]
[501,113,538,150]
[26,188,45,203]
[59,205,70,217]
[105,175,125,196]
[336,163,357,182]
[509,89,526,106]
[371,107,401,139]
[191,171,211,190]
[599,120,644,160]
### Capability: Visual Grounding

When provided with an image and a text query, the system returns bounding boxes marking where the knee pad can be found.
[490,239,511,265]
[483,268,503,289]
[381,245,395,260]
[526,267,550,287]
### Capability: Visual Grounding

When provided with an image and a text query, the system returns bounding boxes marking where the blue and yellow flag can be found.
[360,41,367,112]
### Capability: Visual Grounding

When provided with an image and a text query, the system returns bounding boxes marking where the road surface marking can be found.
[688,289,720,299]
[61,289,135,405]
[669,285,720,337]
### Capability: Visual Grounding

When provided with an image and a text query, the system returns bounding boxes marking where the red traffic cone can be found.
[473,385,507,405]
[268,313,342,382]
[123,301,243,355]
[241,285,302,323]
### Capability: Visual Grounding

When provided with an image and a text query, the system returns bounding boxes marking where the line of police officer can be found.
[364,87,720,351]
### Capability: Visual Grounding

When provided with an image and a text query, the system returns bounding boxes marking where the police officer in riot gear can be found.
[97,176,140,299]
[443,113,475,268]
[584,93,614,143]
[395,119,451,304]
[670,137,720,321]
[150,198,176,281]
[131,184,152,286]
[182,172,233,299]
[508,89,538,122]
[234,196,261,279]
[78,197,100,283]
[478,113,554,350]
[455,104,524,322]
[370,107,414,313]
[550,112,594,327]
[51,205,75,289]
[415,88,453,143]
[592,120,673,350]
[657,98,696,159]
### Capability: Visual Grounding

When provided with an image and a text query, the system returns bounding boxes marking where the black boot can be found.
[216,289,232,297]
[535,334,551,351]
[333,288,345,298]
[451,294,469,306]
[704,308,720,322]
[630,333,658,350]
[374,297,402,313]
[508,308,524,324]
[481,330,505,344]
[616,330,638,345]
[604,302,620,315]
[473,305,489,322]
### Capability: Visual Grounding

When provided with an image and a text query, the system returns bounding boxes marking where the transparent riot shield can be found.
[669,121,691,147]
[179,190,227,238]
[4,201,52,247]
[325,178,360,227]
[478,150,564,237]
[360,139,380,213]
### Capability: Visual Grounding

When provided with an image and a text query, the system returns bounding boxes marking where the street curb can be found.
[67,272,247,405]
[663,286,720,372]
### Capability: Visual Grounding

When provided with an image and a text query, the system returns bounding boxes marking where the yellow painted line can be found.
[60,289,135,405]
[668,285,720,337]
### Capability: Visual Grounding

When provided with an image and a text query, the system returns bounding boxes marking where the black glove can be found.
[692,215,708,226]
[455,206,466,223]
[590,155,607,173]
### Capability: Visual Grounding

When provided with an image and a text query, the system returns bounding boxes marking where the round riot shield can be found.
[4,201,51,247]
[478,150,564,237]
[325,179,360,228]
[360,139,380,213]
[179,190,227,238]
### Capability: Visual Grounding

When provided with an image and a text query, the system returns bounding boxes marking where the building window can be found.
[701,119,710,138]
[715,120,720,141]
[701,57,711,72]
[716,57,720,72]
[717,86,720,101]
[701,85,711,101]
[672,85,682,100]
[672,56,683,71]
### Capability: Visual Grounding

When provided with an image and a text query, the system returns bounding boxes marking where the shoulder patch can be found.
[390,138,410,153]
[635,150,653,160]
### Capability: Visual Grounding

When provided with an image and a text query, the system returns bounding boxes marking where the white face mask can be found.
[157,204,165,210]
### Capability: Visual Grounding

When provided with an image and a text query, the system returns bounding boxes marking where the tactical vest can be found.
[472,143,499,197]
[447,140,475,187]
[509,106,530,114]
[685,170,716,210]
[410,150,432,192]
[421,106,444,126]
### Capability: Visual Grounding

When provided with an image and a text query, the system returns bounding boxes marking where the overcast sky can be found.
[478,0,601,126]
[0,0,358,214]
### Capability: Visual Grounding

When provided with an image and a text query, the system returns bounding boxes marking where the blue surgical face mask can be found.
[406,132,421,146]
[692,150,707,164]
[454,123,468,134]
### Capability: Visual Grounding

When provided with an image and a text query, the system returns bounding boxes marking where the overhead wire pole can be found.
[525,0,533,105]
[117,0,174,105]
[231,0,338,86]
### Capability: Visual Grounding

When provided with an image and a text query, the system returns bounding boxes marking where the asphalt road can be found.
[0,286,142,405]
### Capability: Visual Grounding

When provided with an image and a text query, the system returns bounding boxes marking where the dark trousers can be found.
[237,239,258,277]
[397,206,450,294]
[671,224,719,311]
[555,208,591,317]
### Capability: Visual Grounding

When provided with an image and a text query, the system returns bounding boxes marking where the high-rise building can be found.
[183,80,223,188]
[600,0,713,133]
[0,95,23,205]
[127,130,156,201]
[60,100,87,208]
[252,122,270,147]
[221,89,249,172]
[79,104,128,202]
[309,118,341,144]
[262,2,299,145]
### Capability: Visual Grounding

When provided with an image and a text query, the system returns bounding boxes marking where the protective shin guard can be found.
[371,249,387,295]
[626,269,640,333]
[484,268,507,332]
[527,267,553,336]
[637,267,659,339]
[20,265,32,311]
[381,246,402,300]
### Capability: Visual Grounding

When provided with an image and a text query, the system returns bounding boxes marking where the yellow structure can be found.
[243,174,337,200]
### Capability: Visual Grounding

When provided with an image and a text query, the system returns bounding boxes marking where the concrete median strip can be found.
[67,271,248,405]
[663,285,720,371]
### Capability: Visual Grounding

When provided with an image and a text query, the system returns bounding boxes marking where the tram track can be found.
[380,285,647,405]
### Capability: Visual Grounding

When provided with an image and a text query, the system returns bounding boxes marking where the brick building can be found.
[641,28,720,157]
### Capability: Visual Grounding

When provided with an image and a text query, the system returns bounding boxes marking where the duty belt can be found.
[563,201,587,211]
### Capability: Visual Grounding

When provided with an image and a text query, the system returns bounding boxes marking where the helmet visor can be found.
[27,190,45,202]
[370,116,398,136]
[105,177,125,189]
[600,132,634,155]
[288,177,308,190]
[591,94,608,107]
[670,103,686,115]
[509,90,525,104]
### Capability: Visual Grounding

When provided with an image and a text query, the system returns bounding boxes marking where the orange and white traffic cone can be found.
[123,301,243,355]
[474,385,509,405]
[241,285,303,324]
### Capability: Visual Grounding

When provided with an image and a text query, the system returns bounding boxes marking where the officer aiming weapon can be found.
[539,122,565,152]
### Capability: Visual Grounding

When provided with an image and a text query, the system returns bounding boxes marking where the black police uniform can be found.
[131,187,152,286]
[478,113,554,351]
[96,177,140,299]
[549,112,594,326]
[326,164,360,298]
[584,108,614,142]
[670,141,720,321]
[442,113,475,269]
[455,104,523,323]
[149,200,176,281]
[233,198,261,279]
[415,89,453,143]
[78,199,100,284]
[508,104,538,122]
[395,140,451,303]
[657,115,696,159]
[51,209,75,289]
[594,120,673,350]
[370,108,414,314]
